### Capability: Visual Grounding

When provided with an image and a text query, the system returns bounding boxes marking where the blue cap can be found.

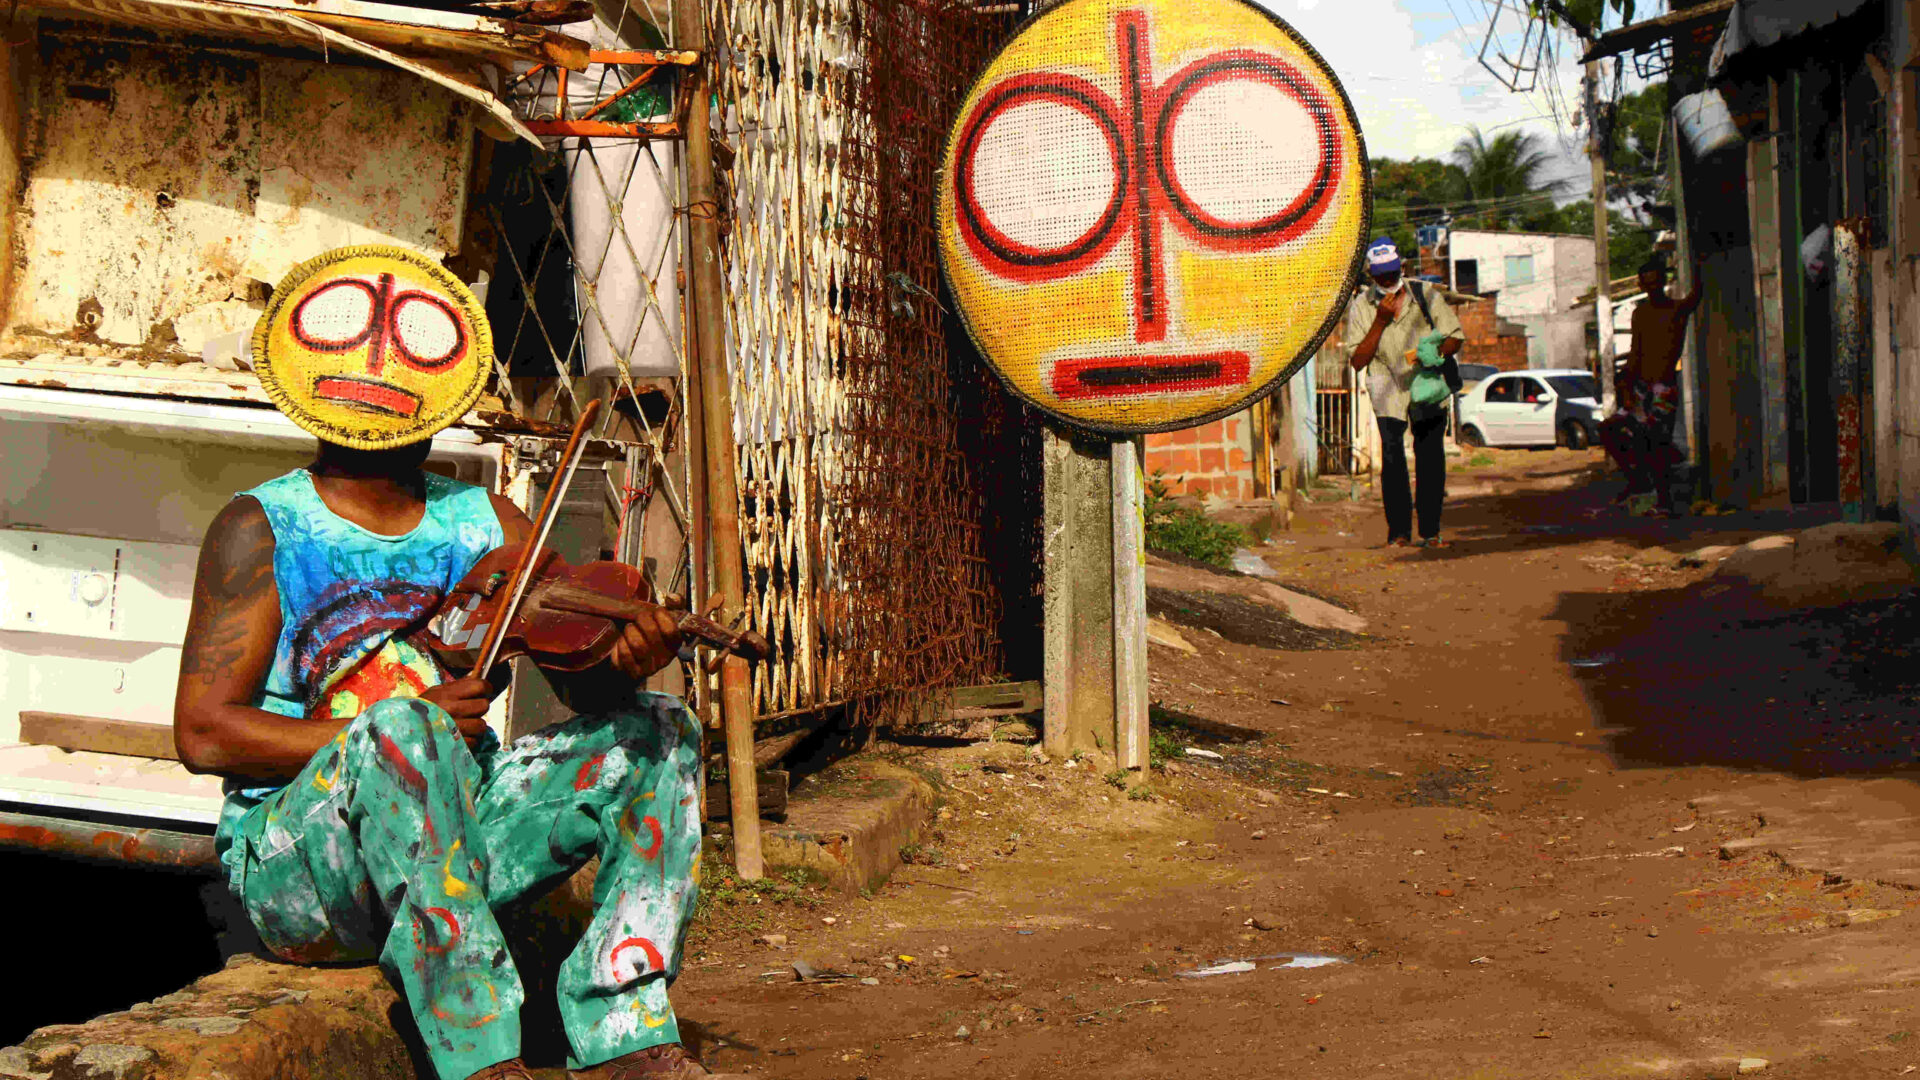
[1366,237,1402,274]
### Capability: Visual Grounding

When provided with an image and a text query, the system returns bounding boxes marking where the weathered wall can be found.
[1890,0,1920,540]
[0,421,307,546]
[6,32,471,354]
[1450,231,1596,369]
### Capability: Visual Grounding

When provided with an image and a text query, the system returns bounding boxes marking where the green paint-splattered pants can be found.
[229,693,702,1080]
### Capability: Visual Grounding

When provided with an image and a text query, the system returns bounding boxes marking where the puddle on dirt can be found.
[1180,953,1350,978]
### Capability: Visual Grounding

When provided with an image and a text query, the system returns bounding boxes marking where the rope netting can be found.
[469,0,1038,725]
[471,8,698,628]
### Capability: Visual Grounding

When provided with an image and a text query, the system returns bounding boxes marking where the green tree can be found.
[1605,80,1669,217]
[1531,0,1637,39]
[1452,126,1560,204]
[1367,156,1469,269]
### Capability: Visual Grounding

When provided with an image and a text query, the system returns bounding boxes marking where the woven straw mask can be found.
[253,246,492,450]
[939,0,1370,434]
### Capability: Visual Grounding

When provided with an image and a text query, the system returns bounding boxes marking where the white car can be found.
[1455,368,1606,450]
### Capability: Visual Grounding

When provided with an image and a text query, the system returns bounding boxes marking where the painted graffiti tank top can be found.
[215,469,503,873]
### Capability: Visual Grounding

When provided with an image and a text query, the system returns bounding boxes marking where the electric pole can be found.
[1585,56,1617,412]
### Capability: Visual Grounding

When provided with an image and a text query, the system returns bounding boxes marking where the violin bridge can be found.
[433,593,491,650]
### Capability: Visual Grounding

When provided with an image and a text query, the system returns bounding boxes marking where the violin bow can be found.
[469,398,604,679]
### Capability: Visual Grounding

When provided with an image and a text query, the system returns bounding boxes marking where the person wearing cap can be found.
[172,246,732,1080]
[1345,237,1465,548]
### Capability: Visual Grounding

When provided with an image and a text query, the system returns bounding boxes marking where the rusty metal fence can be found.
[476,0,1037,726]
[706,0,1034,723]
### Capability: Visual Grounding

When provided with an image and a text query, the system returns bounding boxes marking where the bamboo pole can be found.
[674,0,762,878]
[1250,398,1273,499]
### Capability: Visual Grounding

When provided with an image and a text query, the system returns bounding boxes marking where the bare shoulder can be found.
[488,492,536,547]
[197,497,276,601]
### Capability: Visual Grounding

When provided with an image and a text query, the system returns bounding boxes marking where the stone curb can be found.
[2,761,937,1078]
[759,760,935,896]
[0,956,410,1080]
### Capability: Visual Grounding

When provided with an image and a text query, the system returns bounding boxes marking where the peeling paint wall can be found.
[5,30,472,355]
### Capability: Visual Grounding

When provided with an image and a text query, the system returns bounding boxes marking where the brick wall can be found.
[1453,296,1530,371]
[1143,415,1255,500]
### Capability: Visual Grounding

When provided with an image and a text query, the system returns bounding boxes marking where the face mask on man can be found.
[1376,276,1406,297]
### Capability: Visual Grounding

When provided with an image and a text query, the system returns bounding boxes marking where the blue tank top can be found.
[243,469,503,719]
[215,469,503,873]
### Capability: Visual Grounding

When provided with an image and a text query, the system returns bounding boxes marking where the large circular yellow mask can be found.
[253,246,493,450]
[939,0,1370,434]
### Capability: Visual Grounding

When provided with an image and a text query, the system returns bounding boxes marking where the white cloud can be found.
[1250,0,1593,199]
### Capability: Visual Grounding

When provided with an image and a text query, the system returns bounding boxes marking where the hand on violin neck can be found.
[608,604,685,683]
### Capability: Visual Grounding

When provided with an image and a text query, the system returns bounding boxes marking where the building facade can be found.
[1449,230,1598,371]
[1588,0,1916,527]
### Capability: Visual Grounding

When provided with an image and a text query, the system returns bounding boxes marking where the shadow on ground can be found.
[1339,456,1915,779]
[1554,573,1920,777]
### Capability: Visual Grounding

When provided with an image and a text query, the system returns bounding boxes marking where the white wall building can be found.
[1449,230,1597,371]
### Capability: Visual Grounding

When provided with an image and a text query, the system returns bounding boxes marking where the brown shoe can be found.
[467,1059,535,1080]
[569,1043,739,1080]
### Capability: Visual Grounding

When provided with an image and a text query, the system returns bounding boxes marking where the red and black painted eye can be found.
[292,273,469,378]
[952,11,1341,355]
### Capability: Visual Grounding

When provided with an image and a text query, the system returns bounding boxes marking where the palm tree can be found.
[1450,126,1560,203]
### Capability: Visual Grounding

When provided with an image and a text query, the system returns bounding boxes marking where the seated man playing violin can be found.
[172,247,728,1080]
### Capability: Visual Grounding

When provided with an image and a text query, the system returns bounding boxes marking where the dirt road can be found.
[676,449,1920,1080]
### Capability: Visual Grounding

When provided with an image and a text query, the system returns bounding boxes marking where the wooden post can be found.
[1250,398,1274,499]
[1834,218,1870,523]
[1586,57,1617,414]
[1111,437,1148,773]
[675,0,761,878]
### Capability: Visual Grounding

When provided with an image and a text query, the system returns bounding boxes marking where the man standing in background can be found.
[1602,259,1701,516]
[1346,238,1466,548]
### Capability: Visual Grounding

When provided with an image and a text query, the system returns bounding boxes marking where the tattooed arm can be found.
[173,498,341,783]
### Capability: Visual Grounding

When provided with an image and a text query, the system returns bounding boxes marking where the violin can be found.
[423,397,768,680]
[423,544,770,672]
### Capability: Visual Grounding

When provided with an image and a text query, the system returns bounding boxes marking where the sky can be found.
[1250,0,1613,201]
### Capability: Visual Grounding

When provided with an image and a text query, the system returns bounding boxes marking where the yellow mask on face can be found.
[253,245,493,450]
[938,0,1369,435]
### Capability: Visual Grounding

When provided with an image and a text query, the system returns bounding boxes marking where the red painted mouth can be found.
[1051,351,1251,400]
[313,376,422,418]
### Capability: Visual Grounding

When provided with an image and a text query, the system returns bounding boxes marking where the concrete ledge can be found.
[759,760,934,896]
[0,871,601,1080]
[0,761,939,1078]
[0,956,411,1080]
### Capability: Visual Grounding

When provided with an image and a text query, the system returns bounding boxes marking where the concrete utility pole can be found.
[1041,429,1147,774]
[1586,56,1617,413]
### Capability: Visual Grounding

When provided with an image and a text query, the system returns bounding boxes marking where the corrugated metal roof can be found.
[1580,0,1736,63]
[1710,0,1878,76]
